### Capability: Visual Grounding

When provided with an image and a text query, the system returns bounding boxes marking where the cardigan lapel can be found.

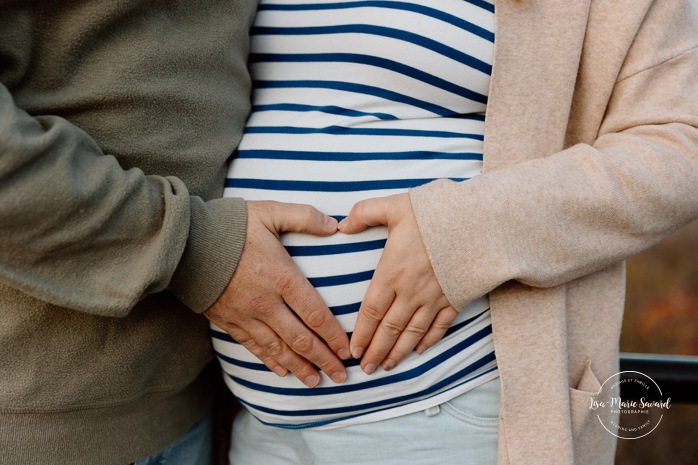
[485,1,592,465]
[485,0,592,170]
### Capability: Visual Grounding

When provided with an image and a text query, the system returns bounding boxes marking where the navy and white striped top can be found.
[213,0,498,429]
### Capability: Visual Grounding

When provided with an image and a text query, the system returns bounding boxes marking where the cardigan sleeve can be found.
[0,84,246,317]
[408,2,698,311]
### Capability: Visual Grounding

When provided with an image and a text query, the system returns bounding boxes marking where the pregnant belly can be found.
[281,226,389,333]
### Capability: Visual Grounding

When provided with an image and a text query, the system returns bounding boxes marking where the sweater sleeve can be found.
[0,84,246,316]
[408,4,698,311]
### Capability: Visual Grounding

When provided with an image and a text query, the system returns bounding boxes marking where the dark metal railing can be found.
[619,352,698,403]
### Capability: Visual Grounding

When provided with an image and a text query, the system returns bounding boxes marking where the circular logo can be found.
[590,371,671,439]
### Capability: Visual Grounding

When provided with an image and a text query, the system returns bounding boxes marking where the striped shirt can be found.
[213,0,498,429]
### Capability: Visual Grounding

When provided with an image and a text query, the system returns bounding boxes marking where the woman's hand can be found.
[339,193,458,375]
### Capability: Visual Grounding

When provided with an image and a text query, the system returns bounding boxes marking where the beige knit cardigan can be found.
[409,1,698,464]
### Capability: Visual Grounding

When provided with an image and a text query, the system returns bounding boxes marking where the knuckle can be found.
[318,357,341,373]
[230,329,252,345]
[263,339,284,358]
[404,324,427,339]
[304,308,328,329]
[286,358,310,377]
[352,200,367,218]
[360,304,384,322]
[286,204,317,232]
[380,319,404,337]
[432,319,452,332]
[290,333,315,354]
[300,204,317,222]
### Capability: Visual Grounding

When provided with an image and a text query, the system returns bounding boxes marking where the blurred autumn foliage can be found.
[621,221,698,356]
[615,220,698,464]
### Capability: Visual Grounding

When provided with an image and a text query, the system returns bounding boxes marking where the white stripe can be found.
[238,130,485,153]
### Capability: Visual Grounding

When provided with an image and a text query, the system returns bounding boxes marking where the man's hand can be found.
[204,201,350,387]
[339,194,458,375]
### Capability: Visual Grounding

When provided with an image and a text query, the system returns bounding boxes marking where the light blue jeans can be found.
[230,377,500,465]
[131,410,212,465]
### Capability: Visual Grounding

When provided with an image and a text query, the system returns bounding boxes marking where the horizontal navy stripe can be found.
[443,308,489,338]
[252,103,396,121]
[285,239,386,257]
[252,25,492,75]
[228,325,492,397]
[235,149,484,162]
[251,53,488,104]
[258,367,497,429]
[210,329,235,343]
[308,270,374,288]
[253,361,497,424]
[329,301,361,316]
[245,123,484,140]
[258,1,495,41]
[252,104,484,123]
[216,352,271,372]
[225,178,467,192]
[255,366,498,429]
[254,80,454,116]
[234,350,496,418]
[448,113,486,121]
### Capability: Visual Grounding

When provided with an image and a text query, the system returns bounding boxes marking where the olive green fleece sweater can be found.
[0,1,257,463]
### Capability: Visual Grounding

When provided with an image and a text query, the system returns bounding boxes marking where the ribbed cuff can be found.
[169,196,247,313]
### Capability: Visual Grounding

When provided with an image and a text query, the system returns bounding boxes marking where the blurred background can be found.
[614,220,698,464]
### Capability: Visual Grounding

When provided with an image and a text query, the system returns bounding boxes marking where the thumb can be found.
[338,197,391,234]
[256,201,338,236]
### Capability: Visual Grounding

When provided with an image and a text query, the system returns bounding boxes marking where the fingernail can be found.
[363,363,376,375]
[383,359,396,371]
[338,347,351,360]
[304,374,320,388]
[273,366,288,377]
[351,347,364,359]
[331,371,347,383]
[416,343,428,355]
[324,215,338,231]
